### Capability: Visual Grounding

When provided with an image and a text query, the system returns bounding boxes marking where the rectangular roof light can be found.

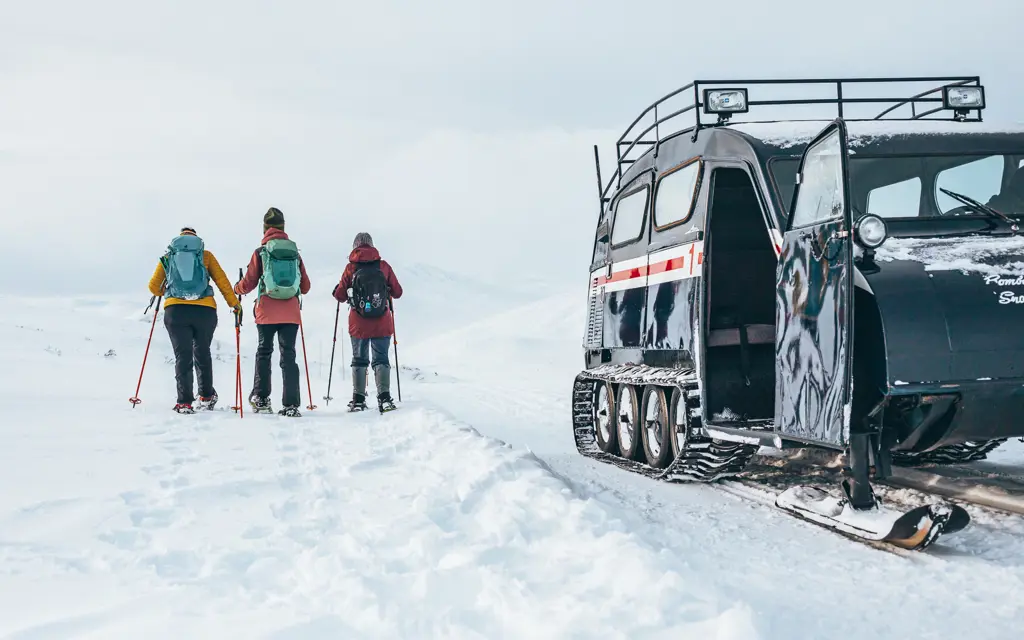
[943,85,985,110]
[703,88,749,115]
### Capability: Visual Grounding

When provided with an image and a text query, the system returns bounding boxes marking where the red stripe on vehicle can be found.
[648,256,686,275]
[595,266,648,286]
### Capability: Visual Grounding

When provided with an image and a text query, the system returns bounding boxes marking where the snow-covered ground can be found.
[2,280,1024,639]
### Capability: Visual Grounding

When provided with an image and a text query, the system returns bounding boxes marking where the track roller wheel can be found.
[668,387,690,459]
[641,385,673,468]
[593,380,618,454]
[617,383,643,461]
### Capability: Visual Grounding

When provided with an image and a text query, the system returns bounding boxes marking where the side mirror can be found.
[596,219,611,243]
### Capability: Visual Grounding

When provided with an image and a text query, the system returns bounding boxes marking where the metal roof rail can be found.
[597,76,984,208]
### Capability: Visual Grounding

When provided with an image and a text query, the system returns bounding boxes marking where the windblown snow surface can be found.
[2,273,1024,638]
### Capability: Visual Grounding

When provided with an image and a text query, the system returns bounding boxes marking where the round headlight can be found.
[855,214,888,249]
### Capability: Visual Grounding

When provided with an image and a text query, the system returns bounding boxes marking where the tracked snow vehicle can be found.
[573,76,1024,549]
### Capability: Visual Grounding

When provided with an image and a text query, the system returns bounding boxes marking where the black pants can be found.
[253,323,300,408]
[164,305,218,404]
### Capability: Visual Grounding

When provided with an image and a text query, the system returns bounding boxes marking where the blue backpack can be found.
[161,235,213,300]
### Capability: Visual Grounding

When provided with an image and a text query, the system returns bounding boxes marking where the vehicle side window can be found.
[867,177,921,218]
[934,155,1003,214]
[591,224,608,266]
[654,161,700,228]
[789,129,843,229]
[610,187,649,246]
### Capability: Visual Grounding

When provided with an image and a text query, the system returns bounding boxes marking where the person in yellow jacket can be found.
[148,227,242,413]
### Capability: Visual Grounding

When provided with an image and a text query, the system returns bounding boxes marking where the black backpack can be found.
[350,261,390,318]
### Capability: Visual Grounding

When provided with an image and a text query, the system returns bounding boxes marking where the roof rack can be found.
[595,76,984,206]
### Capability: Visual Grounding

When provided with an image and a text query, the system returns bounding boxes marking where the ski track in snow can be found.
[1,293,1024,638]
[1,401,758,639]
[0,296,756,639]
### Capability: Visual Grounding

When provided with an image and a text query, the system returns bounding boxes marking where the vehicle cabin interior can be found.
[704,167,777,423]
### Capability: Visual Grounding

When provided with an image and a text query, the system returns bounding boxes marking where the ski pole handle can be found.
[234,268,244,328]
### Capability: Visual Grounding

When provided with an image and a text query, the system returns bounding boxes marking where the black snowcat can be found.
[572,76,1024,550]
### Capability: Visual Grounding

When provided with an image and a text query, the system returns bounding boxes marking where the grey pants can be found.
[351,336,391,398]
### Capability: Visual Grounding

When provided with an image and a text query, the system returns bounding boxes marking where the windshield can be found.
[770,153,1024,220]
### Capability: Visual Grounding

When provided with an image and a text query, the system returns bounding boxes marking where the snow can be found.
[2,284,1024,638]
[730,119,1024,150]
[874,235,1024,276]
[712,408,742,421]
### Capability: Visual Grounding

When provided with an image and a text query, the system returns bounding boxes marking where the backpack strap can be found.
[158,252,170,294]
[255,245,268,305]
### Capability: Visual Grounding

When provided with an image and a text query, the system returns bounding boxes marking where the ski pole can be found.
[298,303,317,412]
[231,268,244,417]
[391,296,401,402]
[129,294,162,407]
[323,301,340,405]
[233,316,243,418]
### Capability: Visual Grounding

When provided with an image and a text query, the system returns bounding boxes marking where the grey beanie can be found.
[353,232,374,249]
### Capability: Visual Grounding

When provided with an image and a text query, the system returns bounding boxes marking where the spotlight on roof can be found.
[943,85,985,120]
[703,88,749,123]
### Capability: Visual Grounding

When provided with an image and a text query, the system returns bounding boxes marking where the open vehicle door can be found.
[774,120,854,447]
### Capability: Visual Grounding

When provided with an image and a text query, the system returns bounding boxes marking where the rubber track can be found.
[572,364,759,483]
[571,365,980,554]
[891,439,1007,467]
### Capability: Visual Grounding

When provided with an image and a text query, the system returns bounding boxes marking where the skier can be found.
[148,226,242,414]
[233,207,312,417]
[332,232,403,412]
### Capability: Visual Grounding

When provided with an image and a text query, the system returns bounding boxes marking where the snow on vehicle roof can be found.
[729,120,1024,150]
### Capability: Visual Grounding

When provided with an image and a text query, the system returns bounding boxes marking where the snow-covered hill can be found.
[2,285,1024,638]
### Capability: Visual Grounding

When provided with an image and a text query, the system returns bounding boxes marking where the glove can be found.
[232,304,243,324]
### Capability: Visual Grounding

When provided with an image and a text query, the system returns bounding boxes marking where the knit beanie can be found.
[353,232,373,249]
[263,207,285,231]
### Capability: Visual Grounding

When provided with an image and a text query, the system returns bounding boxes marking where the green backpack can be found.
[258,238,301,301]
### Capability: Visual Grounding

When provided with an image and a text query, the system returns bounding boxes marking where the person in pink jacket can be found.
[233,207,311,416]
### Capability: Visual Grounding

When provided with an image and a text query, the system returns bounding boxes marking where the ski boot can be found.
[278,406,302,418]
[197,393,218,411]
[347,393,368,412]
[173,403,195,414]
[378,392,397,414]
[249,393,274,414]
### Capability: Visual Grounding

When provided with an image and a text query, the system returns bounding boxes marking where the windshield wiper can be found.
[939,187,1020,234]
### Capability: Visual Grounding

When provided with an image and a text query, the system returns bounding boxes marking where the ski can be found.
[774,485,970,551]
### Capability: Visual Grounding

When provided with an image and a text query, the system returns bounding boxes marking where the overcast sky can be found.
[2,0,1022,294]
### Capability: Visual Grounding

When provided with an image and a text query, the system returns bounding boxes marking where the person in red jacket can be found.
[333,232,403,412]
[234,207,312,416]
